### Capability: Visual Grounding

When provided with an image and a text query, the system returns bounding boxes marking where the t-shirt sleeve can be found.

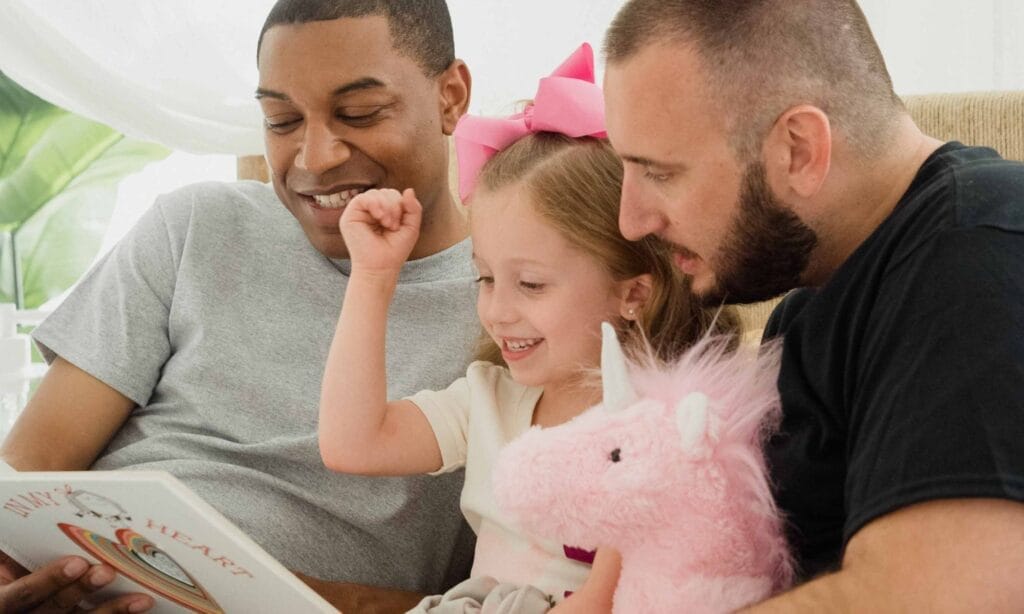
[407,375,472,475]
[845,225,1024,540]
[31,198,180,406]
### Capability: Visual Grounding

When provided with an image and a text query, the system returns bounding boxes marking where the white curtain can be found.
[2,0,1021,156]
[0,1,271,155]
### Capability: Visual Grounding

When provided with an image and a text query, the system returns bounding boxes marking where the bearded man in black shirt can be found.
[603,0,1024,610]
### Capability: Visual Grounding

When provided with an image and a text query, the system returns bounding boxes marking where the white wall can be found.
[452,0,1024,111]
[449,0,624,115]
[859,0,1024,95]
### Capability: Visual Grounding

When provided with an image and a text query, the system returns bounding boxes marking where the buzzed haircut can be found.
[604,0,904,159]
[257,0,455,77]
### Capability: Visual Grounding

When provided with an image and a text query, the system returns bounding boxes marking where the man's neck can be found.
[408,190,469,261]
[805,116,945,285]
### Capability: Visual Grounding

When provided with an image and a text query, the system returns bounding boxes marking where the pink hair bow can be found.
[453,42,607,202]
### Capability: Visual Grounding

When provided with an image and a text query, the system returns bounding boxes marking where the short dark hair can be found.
[604,0,904,159]
[257,0,455,77]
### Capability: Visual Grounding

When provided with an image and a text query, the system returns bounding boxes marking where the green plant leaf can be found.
[0,114,126,230]
[0,75,65,181]
[0,73,170,308]
[18,138,171,308]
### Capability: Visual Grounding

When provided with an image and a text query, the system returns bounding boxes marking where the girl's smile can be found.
[501,337,544,362]
[471,183,634,396]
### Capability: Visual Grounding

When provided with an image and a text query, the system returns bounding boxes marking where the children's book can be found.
[0,469,337,613]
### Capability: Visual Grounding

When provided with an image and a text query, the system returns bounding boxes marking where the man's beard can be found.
[697,161,818,306]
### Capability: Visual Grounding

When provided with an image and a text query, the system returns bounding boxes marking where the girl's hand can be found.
[339,188,422,275]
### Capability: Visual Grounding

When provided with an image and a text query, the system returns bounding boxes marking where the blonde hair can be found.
[471,132,735,366]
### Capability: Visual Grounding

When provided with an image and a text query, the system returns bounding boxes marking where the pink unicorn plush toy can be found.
[492,324,793,613]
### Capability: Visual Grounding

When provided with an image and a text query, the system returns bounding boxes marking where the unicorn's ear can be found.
[601,322,637,412]
[675,392,709,451]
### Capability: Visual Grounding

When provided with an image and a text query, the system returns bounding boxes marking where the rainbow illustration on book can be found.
[59,523,223,614]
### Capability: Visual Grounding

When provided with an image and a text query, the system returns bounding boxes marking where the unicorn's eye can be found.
[609,448,621,463]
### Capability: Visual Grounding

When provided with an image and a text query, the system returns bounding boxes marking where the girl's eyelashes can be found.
[472,272,545,291]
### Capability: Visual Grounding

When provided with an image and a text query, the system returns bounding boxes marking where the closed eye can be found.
[643,168,672,183]
[264,118,300,133]
[519,281,545,291]
[475,275,494,285]
[338,107,385,127]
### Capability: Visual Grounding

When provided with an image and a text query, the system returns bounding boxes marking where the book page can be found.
[0,471,336,613]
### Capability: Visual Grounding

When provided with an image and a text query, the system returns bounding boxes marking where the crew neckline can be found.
[329,238,474,283]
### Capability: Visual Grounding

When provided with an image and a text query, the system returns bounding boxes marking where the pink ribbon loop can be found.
[453,43,607,202]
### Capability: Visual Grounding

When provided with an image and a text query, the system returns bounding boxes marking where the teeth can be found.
[312,188,364,208]
[505,338,541,352]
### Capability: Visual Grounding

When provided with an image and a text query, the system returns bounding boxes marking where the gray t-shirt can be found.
[32,181,481,592]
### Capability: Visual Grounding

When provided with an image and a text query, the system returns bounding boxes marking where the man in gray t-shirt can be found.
[0,1,478,611]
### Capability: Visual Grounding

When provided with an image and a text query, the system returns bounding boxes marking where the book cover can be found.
[0,470,337,613]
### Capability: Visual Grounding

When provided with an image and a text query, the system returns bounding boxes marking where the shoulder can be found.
[895,143,1024,283]
[910,144,1024,234]
[948,154,1024,232]
[152,180,282,225]
[145,181,300,253]
[763,289,817,340]
[895,224,1024,294]
[465,361,513,385]
[411,362,514,410]
[464,362,534,398]
[867,145,1024,279]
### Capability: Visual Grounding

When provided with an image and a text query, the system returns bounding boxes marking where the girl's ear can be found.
[618,273,653,321]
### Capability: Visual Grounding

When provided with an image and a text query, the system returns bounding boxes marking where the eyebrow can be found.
[471,253,554,269]
[255,77,387,101]
[620,154,682,170]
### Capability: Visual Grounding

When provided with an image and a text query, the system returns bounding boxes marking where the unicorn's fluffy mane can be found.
[629,334,793,586]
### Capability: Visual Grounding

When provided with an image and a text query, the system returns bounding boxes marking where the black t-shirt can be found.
[764,142,1024,579]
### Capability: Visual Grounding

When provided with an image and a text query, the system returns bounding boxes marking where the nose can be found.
[478,282,518,327]
[619,168,665,240]
[295,121,351,176]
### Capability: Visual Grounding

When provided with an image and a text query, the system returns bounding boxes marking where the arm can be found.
[0,357,135,470]
[0,360,155,612]
[318,188,444,476]
[742,498,1024,612]
[551,548,621,613]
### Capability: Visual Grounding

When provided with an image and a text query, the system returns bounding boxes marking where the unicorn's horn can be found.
[601,322,637,412]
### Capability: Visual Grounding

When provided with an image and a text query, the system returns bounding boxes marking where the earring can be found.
[627,308,636,318]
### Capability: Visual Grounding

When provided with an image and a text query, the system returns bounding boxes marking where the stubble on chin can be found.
[704,162,818,306]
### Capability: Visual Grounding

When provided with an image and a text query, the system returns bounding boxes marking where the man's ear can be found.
[439,59,472,135]
[762,104,831,201]
[619,274,654,321]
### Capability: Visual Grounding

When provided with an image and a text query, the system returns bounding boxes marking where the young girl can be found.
[319,45,729,612]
